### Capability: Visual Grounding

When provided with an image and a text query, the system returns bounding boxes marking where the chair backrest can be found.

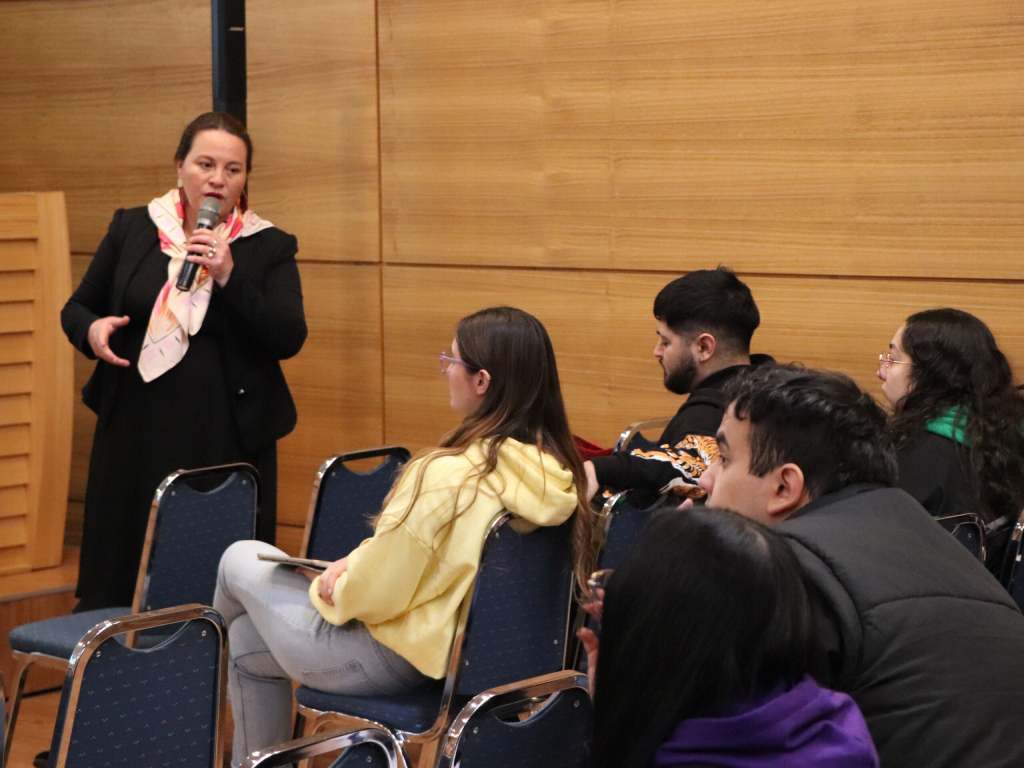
[452,513,575,697]
[936,512,986,562]
[239,728,406,768]
[302,447,411,561]
[438,671,591,768]
[48,604,226,768]
[597,490,661,572]
[135,463,259,613]
[613,417,670,454]
[1000,509,1024,610]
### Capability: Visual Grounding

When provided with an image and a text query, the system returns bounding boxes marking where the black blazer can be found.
[61,206,307,453]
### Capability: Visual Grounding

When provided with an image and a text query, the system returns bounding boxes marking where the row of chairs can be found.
[2,446,596,767]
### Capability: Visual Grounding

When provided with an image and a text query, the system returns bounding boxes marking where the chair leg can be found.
[4,655,35,766]
[413,737,440,768]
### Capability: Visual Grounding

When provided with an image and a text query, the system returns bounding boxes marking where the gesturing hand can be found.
[87,315,131,367]
[316,557,349,606]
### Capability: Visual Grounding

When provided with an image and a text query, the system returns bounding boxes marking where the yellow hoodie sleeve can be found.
[308,453,477,626]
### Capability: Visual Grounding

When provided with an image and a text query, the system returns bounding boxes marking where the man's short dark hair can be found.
[653,267,760,354]
[725,365,897,498]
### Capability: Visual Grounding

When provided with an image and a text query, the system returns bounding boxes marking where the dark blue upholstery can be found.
[8,466,256,665]
[297,515,574,737]
[328,743,393,768]
[295,683,445,733]
[598,490,660,572]
[47,615,222,768]
[450,686,592,768]
[142,468,258,611]
[307,448,410,561]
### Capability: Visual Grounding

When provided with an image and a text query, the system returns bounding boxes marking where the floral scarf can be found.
[138,188,273,382]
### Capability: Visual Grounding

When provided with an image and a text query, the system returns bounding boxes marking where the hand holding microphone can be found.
[176,196,235,290]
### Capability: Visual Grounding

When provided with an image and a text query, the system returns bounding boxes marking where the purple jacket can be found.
[653,677,878,768]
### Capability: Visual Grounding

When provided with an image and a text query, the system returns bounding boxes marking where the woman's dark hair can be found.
[726,364,897,498]
[592,507,823,768]
[382,306,598,590]
[174,111,253,171]
[891,308,1024,524]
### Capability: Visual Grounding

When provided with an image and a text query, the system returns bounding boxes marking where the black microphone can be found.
[175,196,222,291]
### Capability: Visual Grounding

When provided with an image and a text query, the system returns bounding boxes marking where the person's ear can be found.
[473,369,491,397]
[765,463,810,521]
[694,332,717,363]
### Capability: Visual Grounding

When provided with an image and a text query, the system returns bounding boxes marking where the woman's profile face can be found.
[878,325,913,405]
[176,129,248,223]
[445,338,488,416]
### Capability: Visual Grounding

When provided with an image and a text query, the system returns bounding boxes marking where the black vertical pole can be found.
[212,0,247,124]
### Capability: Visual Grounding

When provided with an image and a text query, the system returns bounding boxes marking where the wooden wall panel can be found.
[247,0,380,263]
[379,0,1024,277]
[383,265,1024,450]
[277,263,383,547]
[0,0,211,253]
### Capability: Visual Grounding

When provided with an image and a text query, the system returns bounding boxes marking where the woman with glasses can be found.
[582,507,878,768]
[877,308,1024,572]
[213,306,598,764]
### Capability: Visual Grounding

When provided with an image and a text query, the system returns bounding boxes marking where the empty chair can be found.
[5,463,257,762]
[240,728,406,768]
[302,446,410,561]
[295,512,575,766]
[46,604,226,768]
[437,670,591,768]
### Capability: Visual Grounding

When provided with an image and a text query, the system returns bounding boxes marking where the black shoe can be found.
[33,749,49,768]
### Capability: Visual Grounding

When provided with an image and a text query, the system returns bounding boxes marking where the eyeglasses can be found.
[878,352,911,368]
[439,352,477,374]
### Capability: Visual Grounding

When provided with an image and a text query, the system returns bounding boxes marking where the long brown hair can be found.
[380,306,597,590]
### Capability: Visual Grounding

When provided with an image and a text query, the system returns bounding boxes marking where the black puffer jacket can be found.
[780,485,1024,768]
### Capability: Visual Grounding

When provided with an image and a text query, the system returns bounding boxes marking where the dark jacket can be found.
[591,355,773,494]
[61,206,307,453]
[779,485,1024,768]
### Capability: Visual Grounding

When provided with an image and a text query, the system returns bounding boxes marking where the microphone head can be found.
[196,196,222,229]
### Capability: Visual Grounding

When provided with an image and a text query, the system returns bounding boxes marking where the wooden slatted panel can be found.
[0,485,28,520]
[0,365,31,396]
[0,195,39,241]
[383,265,1024,449]
[0,242,36,272]
[0,334,32,365]
[0,303,33,333]
[0,425,30,457]
[0,395,30,426]
[0,272,34,301]
[0,456,29,489]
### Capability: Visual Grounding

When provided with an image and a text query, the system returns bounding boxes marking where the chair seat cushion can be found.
[9,607,129,658]
[296,682,447,734]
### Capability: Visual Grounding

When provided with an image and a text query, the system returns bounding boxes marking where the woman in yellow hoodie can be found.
[213,306,596,764]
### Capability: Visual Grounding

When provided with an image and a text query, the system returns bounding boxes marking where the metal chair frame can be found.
[299,447,411,560]
[240,727,407,768]
[437,669,589,767]
[50,603,227,768]
[4,463,256,764]
[613,416,671,454]
[297,511,576,768]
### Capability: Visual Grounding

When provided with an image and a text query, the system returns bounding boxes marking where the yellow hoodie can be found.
[308,437,578,679]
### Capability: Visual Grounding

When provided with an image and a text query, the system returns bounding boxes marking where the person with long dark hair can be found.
[61,111,306,610]
[214,306,598,765]
[878,308,1024,569]
[584,507,877,768]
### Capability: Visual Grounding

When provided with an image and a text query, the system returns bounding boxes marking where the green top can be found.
[925,406,969,446]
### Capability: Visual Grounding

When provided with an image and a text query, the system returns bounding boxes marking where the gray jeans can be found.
[213,540,428,766]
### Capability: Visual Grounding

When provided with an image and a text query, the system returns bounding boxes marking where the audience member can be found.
[878,308,1024,572]
[585,267,770,502]
[699,364,1024,767]
[584,507,878,768]
[213,306,597,764]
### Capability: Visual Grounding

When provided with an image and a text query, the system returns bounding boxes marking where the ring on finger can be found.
[207,247,215,258]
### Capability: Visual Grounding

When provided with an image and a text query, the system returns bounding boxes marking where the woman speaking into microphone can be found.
[61,111,307,610]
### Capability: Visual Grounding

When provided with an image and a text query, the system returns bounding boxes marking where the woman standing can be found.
[877,308,1024,571]
[62,112,306,610]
